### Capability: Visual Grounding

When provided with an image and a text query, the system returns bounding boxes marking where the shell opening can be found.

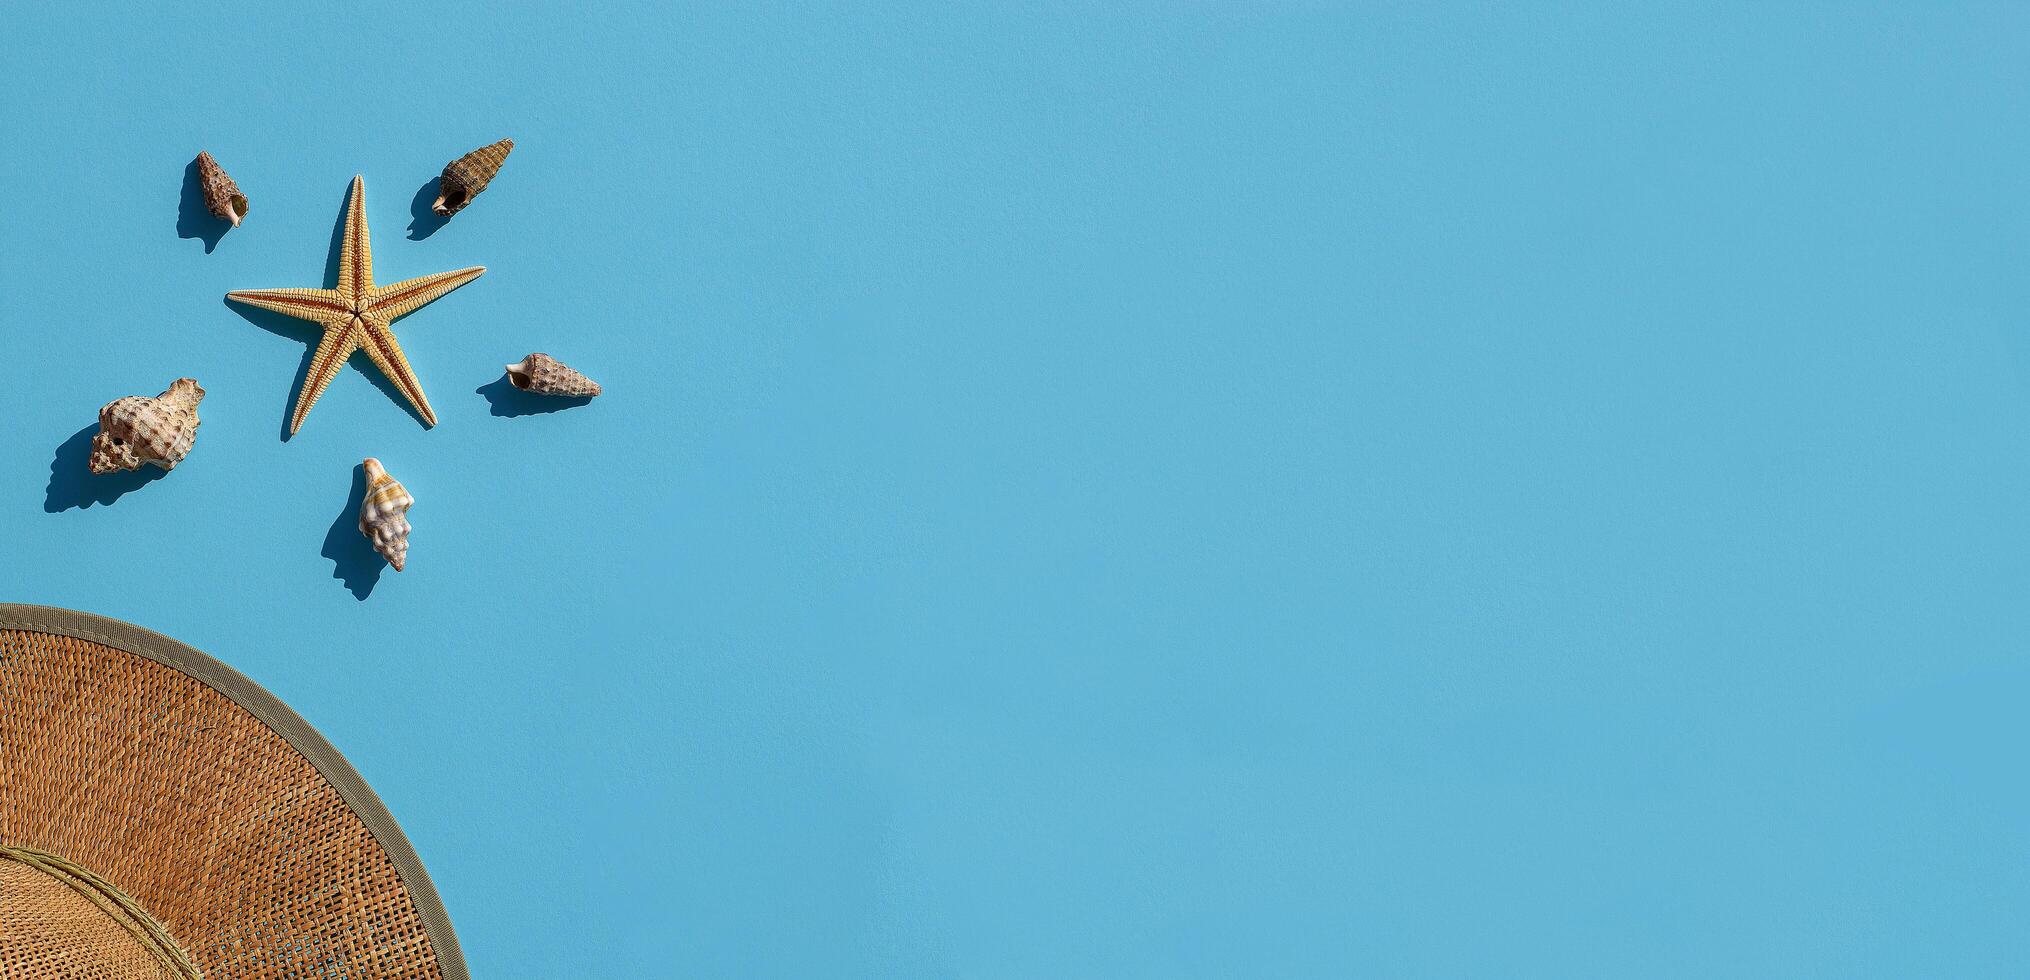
[505,360,534,390]
[432,190,467,216]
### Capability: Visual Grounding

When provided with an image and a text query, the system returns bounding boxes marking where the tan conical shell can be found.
[433,138,513,216]
[358,457,414,572]
[194,151,247,227]
[89,378,204,475]
[505,352,601,398]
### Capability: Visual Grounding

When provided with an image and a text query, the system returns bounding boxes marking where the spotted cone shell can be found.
[505,352,601,398]
[434,138,513,216]
[195,151,247,227]
[358,458,414,572]
[89,379,204,475]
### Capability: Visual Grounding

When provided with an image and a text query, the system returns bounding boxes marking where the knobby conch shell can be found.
[505,352,602,398]
[89,379,204,475]
[433,138,513,216]
[359,458,414,572]
[194,151,247,227]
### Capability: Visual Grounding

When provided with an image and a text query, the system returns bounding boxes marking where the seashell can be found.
[194,151,247,227]
[358,458,414,572]
[505,352,601,398]
[433,138,513,217]
[89,379,204,475]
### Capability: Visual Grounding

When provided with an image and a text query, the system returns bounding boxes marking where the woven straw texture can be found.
[0,618,458,979]
[1,846,199,979]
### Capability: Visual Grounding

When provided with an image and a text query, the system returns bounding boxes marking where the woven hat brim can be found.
[0,603,469,980]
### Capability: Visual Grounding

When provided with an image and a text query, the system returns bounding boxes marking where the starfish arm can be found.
[225,288,348,323]
[356,315,438,427]
[337,175,373,300]
[368,267,486,321]
[290,325,360,435]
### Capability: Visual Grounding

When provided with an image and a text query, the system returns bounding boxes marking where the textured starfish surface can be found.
[227,175,484,434]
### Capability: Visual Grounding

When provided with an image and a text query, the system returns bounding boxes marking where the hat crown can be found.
[2,845,203,979]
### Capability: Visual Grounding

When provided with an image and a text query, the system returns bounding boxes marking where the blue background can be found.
[3,2,2027,976]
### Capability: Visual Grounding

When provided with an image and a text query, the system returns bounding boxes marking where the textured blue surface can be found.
[5,2,2030,976]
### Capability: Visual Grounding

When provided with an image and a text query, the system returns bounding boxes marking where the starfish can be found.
[227,175,483,434]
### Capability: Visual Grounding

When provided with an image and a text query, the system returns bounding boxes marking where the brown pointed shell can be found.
[433,138,513,216]
[194,152,247,227]
[89,379,204,475]
[505,352,601,398]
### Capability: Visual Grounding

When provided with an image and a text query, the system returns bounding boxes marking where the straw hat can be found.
[0,605,467,979]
